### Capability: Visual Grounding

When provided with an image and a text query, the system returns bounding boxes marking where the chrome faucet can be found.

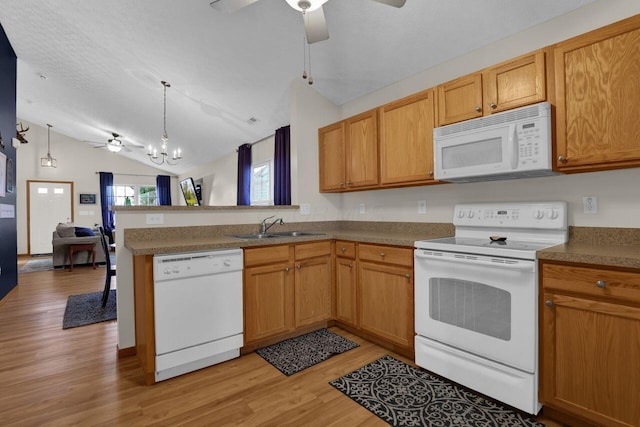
[260,215,284,234]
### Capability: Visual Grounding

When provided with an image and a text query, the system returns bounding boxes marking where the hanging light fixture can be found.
[40,124,57,168]
[147,80,182,165]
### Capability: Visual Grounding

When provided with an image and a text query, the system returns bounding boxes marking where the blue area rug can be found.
[62,290,116,329]
[19,255,115,273]
[330,355,545,427]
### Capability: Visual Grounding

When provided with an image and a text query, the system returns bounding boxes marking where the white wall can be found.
[15,120,176,254]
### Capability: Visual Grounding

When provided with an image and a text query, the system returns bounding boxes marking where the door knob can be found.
[545,300,553,307]
[557,156,567,163]
[596,280,606,288]
[474,106,481,113]
[489,102,497,109]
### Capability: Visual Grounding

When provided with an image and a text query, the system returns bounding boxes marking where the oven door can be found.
[414,249,537,373]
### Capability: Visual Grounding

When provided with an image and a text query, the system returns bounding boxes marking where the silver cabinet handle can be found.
[474,106,481,112]
[345,180,351,185]
[558,156,567,163]
[596,280,606,288]
[405,274,411,279]
[489,102,497,109]
[285,267,290,272]
[428,170,433,176]
[296,264,302,270]
[341,247,347,253]
[348,263,353,269]
[545,300,553,308]
[380,252,385,258]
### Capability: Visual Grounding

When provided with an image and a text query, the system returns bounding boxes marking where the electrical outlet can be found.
[418,200,427,214]
[359,203,365,214]
[300,203,310,215]
[583,196,598,214]
[146,213,164,225]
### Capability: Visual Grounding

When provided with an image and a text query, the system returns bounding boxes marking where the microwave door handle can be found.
[509,123,518,169]
[415,251,534,272]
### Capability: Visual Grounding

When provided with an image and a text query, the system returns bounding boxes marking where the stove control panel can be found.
[453,201,567,229]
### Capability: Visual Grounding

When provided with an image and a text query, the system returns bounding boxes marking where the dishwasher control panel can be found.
[153,249,243,281]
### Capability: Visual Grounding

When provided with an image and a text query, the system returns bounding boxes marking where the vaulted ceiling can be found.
[0,0,595,174]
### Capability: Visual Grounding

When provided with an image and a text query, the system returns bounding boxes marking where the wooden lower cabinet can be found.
[244,262,294,343]
[541,262,640,427]
[335,257,357,326]
[358,245,414,350]
[294,253,332,327]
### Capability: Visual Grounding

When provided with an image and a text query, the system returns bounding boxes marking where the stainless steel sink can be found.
[230,231,323,240]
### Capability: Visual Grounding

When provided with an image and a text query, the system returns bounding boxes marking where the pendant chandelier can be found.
[40,123,57,168]
[147,80,182,165]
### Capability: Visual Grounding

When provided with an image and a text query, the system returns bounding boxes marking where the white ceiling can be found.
[0,0,595,174]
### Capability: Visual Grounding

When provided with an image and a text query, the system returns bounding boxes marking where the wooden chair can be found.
[96,226,116,307]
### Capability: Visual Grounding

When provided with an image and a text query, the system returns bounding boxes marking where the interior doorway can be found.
[28,180,74,255]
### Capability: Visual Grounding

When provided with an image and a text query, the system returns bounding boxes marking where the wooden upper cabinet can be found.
[318,121,346,192]
[345,109,379,189]
[379,89,437,186]
[483,50,546,114]
[437,49,546,126]
[553,15,640,172]
[437,73,483,126]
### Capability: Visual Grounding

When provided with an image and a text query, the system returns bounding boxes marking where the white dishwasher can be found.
[153,249,243,382]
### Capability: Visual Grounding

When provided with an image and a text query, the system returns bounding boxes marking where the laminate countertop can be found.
[538,242,640,270]
[123,222,455,256]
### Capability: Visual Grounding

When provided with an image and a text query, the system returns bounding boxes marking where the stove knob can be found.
[547,209,559,219]
[457,209,465,218]
[467,211,474,218]
[533,210,544,220]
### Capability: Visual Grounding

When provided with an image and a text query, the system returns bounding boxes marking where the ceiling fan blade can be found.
[304,6,329,44]
[209,0,260,13]
[370,0,406,7]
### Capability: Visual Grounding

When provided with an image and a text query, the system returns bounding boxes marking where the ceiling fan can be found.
[85,133,143,153]
[210,0,407,44]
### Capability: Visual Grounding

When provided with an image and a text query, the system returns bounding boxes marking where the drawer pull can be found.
[545,300,553,308]
[297,264,302,270]
[349,263,353,269]
[380,252,385,258]
[596,280,606,288]
[341,247,347,253]
[405,274,411,279]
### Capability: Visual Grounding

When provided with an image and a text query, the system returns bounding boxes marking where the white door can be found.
[28,181,73,255]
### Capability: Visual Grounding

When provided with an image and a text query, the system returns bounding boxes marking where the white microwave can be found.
[433,102,556,182]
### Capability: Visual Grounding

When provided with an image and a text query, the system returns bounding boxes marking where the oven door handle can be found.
[414,251,534,272]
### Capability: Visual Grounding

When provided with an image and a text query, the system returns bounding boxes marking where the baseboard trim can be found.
[118,345,137,358]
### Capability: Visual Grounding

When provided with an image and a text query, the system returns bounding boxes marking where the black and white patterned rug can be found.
[330,355,544,427]
[256,328,359,376]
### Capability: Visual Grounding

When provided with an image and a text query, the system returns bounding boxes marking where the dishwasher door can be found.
[153,249,243,357]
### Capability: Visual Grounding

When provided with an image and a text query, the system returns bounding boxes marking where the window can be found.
[113,185,157,206]
[250,160,272,205]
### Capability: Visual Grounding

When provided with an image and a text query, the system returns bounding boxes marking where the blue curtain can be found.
[237,143,252,206]
[99,172,115,244]
[274,125,291,205]
[156,175,172,206]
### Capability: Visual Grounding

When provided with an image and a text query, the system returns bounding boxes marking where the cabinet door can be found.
[553,15,640,172]
[244,263,294,343]
[483,50,545,114]
[294,255,332,327]
[379,89,437,186]
[436,73,483,126]
[335,257,357,326]
[358,261,414,348]
[345,109,379,189]
[541,292,640,426]
[318,121,346,192]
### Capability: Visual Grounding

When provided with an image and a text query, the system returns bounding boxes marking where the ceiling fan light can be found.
[285,0,328,12]
[107,142,122,153]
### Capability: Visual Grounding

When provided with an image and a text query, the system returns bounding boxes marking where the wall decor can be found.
[79,193,96,204]
[0,151,6,197]
[6,158,13,193]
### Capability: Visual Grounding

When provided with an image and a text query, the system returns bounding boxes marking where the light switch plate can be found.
[418,200,427,214]
[359,203,365,214]
[300,203,310,215]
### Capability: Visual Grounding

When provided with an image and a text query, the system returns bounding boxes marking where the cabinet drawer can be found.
[295,241,331,260]
[335,241,356,259]
[359,244,413,267]
[244,245,291,267]
[542,263,640,304]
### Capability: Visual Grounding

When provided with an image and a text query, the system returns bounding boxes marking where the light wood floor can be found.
[1,257,563,426]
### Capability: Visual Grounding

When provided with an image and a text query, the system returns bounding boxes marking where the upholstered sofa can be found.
[52,226,107,268]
